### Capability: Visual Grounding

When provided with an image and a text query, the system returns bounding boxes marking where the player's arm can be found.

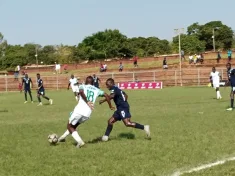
[99,93,115,110]
[30,78,33,88]
[22,79,24,87]
[123,92,128,101]
[67,82,71,90]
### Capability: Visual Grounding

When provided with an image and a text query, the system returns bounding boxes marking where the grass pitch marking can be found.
[171,156,235,176]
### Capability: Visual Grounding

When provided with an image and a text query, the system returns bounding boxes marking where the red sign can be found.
[118,82,163,90]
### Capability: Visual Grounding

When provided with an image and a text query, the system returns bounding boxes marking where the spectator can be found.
[14,65,20,81]
[100,63,104,72]
[200,53,204,64]
[181,50,185,60]
[63,64,68,73]
[103,63,107,72]
[217,50,221,63]
[228,49,232,62]
[133,56,138,68]
[119,62,123,72]
[193,54,197,64]
[93,74,101,88]
[189,54,193,64]
[197,54,201,64]
[163,57,168,69]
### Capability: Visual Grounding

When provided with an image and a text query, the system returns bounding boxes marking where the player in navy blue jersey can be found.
[226,63,235,111]
[22,74,33,103]
[36,73,53,106]
[99,78,150,141]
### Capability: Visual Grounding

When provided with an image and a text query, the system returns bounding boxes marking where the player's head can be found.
[25,74,28,78]
[226,63,231,70]
[93,74,96,77]
[106,78,115,89]
[212,67,216,72]
[85,76,94,85]
[71,74,74,79]
[36,73,40,79]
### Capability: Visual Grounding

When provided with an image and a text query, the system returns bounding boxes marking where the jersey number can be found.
[87,90,95,102]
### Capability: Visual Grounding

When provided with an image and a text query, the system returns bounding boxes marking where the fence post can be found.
[153,71,156,82]
[175,70,177,86]
[56,73,59,90]
[132,72,135,82]
[5,74,8,92]
[198,68,200,86]
[221,69,224,80]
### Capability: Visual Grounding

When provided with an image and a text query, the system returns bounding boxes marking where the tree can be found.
[187,21,233,50]
[172,34,206,54]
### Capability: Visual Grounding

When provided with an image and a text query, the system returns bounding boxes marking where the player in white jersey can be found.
[210,67,222,99]
[68,74,79,101]
[58,76,114,148]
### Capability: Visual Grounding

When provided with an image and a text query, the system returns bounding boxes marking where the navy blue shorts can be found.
[24,88,31,93]
[38,89,45,95]
[113,108,131,121]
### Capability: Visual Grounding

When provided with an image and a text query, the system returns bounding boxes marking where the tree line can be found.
[0,21,234,70]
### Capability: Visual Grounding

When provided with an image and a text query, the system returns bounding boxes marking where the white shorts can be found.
[69,111,89,125]
[72,86,79,93]
[213,82,220,88]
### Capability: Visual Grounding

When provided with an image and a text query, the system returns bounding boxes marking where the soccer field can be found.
[1,87,235,176]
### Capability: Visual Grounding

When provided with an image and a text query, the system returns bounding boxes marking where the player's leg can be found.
[102,117,117,141]
[37,92,43,106]
[216,87,222,99]
[28,89,33,102]
[227,89,235,111]
[122,118,150,138]
[24,89,28,103]
[74,92,78,101]
[67,113,86,147]
[41,91,53,105]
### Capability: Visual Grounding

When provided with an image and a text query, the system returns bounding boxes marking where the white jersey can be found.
[210,71,220,83]
[69,78,78,92]
[74,84,104,117]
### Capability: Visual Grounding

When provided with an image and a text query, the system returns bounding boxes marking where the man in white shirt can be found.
[58,76,114,148]
[68,74,79,101]
[103,64,107,72]
[210,67,222,99]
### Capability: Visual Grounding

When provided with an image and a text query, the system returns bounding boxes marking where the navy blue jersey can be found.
[228,68,235,86]
[37,78,44,90]
[22,77,31,89]
[110,86,129,109]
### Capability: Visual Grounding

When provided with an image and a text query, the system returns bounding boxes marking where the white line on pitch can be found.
[171,156,235,176]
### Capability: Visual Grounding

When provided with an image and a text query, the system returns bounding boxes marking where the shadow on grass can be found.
[86,137,103,144]
[118,132,135,139]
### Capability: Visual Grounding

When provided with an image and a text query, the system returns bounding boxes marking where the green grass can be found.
[1,87,235,176]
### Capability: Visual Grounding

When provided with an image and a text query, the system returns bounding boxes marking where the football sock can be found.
[38,96,41,102]
[44,96,49,100]
[216,91,219,99]
[59,130,70,140]
[29,93,33,101]
[72,131,83,144]
[104,124,113,136]
[75,96,78,101]
[231,99,234,108]
[135,123,144,130]
[24,93,27,101]
[218,91,221,98]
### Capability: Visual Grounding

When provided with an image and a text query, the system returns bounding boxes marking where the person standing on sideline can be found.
[93,74,101,88]
[133,56,138,68]
[181,50,185,60]
[226,63,235,111]
[163,57,168,69]
[217,50,221,63]
[228,49,232,62]
[119,62,123,72]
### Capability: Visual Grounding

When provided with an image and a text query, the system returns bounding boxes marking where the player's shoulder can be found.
[110,86,120,93]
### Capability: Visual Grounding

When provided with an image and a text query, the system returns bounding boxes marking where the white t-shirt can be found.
[189,56,193,60]
[74,84,104,117]
[210,71,220,83]
[103,64,107,69]
[69,78,78,91]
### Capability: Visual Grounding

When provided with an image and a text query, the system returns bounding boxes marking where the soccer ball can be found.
[102,135,109,142]
[48,134,58,144]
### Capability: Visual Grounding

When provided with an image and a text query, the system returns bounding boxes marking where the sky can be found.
[0,0,234,46]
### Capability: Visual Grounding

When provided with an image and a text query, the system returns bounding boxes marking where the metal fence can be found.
[0,68,228,92]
